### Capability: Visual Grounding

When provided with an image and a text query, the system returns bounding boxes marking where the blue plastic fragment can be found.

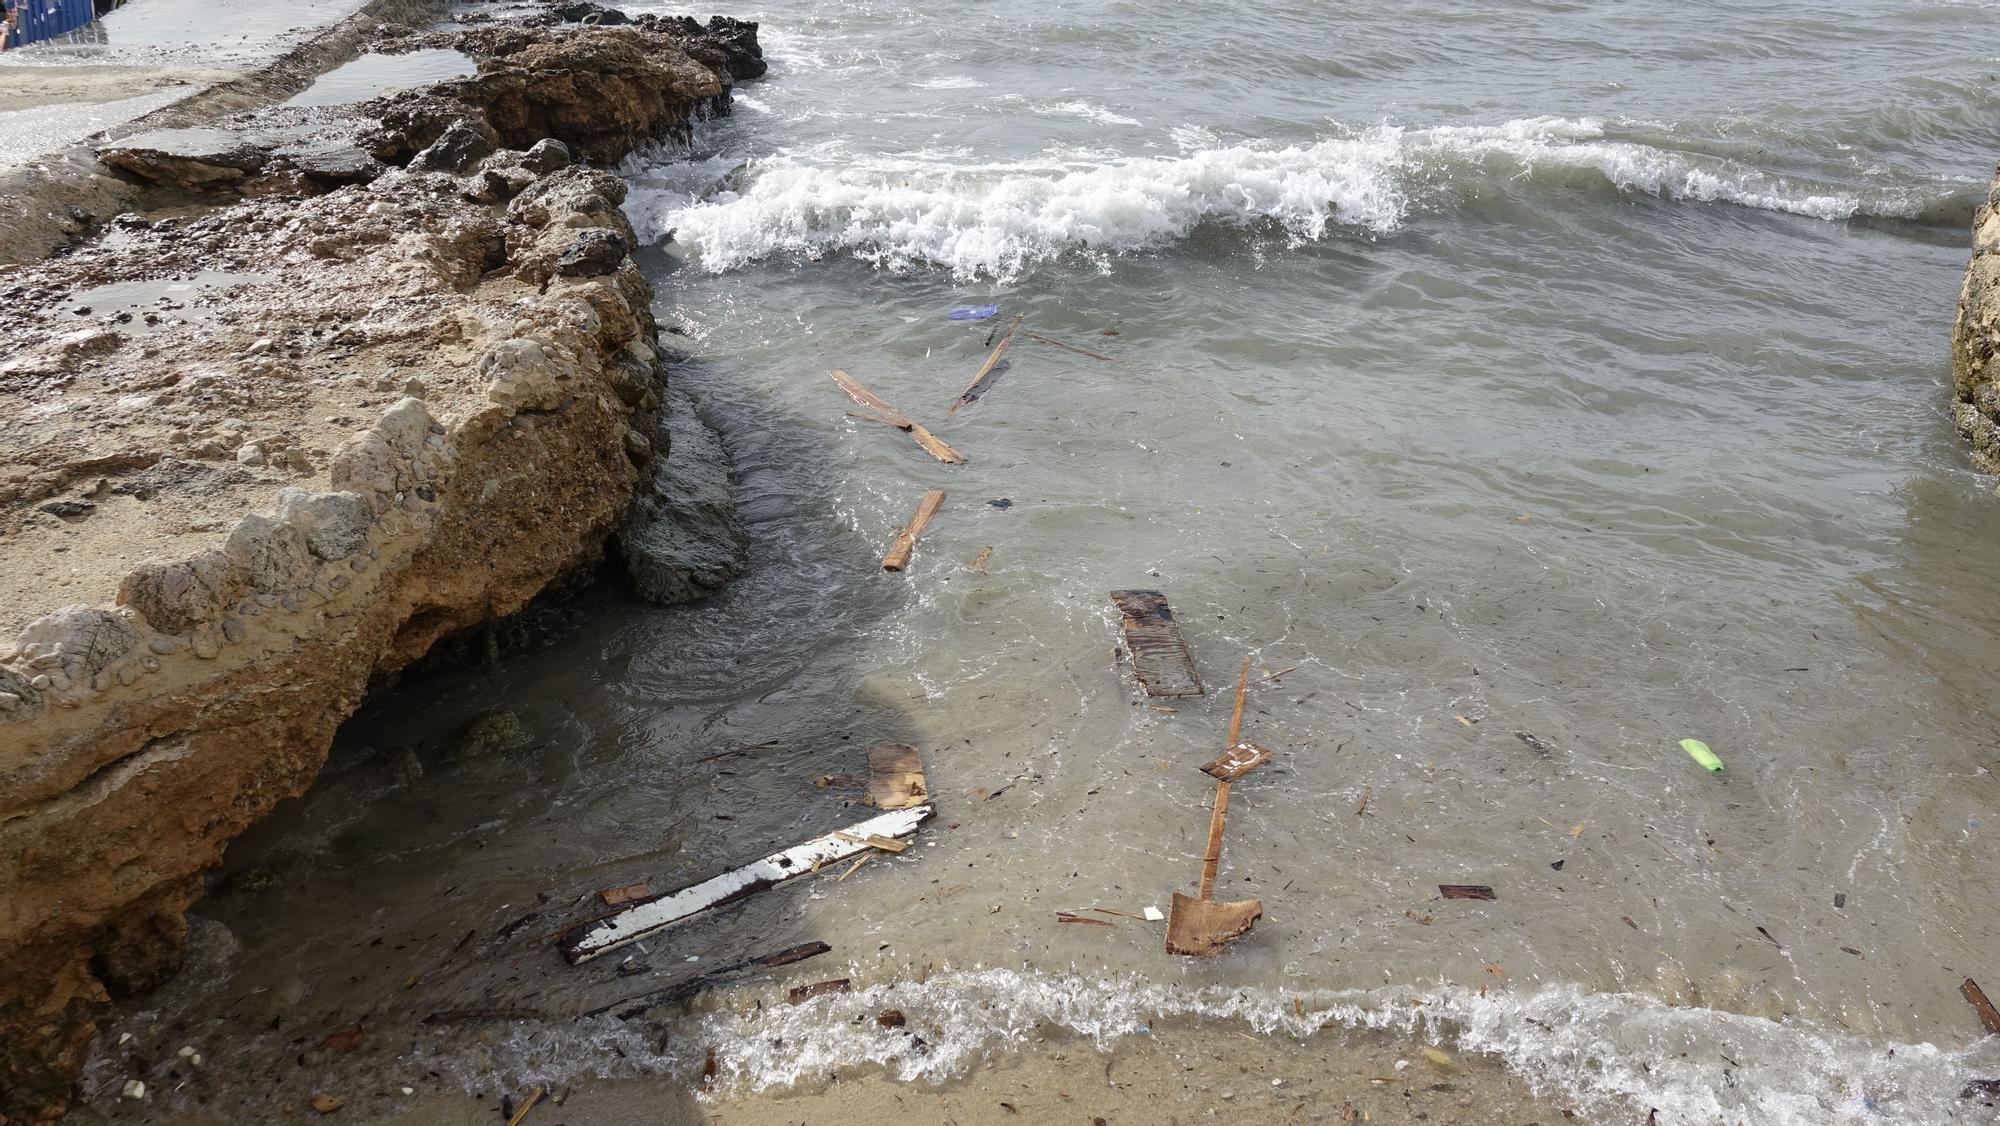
[947,304,1000,320]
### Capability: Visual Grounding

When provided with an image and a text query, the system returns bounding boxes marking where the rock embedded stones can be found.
[555,229,629,277]
[117,551,247,635]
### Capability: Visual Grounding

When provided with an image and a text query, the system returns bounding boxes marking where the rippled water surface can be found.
[91,2,2000,1122]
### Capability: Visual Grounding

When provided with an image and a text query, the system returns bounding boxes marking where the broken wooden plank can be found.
[864,742,929,809]
[828,369,967,464]
[598,882,652,907]
[788,978,852,1003]
[1439,884,1497,901]
[1055,911,1114,927]
[831,830,908,853]
[556,806,934,964]
[969,545,994,574]
[946,313,1025,418]
[1109,589,1205,697]
[1964,978,2000,1035]
[882,490,947,572]
[1023,331,1118,362]
[1200,741,1272,782]
[584,941,832,1019]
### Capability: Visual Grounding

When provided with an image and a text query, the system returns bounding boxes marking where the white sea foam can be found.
[911,74,986,89]
[634,117,1946,281]
[1040,99,1143,126]
[428,969,1983,1124]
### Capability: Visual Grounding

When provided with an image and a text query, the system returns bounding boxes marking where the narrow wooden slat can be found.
[881,489,947,572]
[1964,978,2000,1035]
[1198,659,1251,899]
[1023,331,1118,362]
[1109,589,1205,697]
[946,313,1025,418]
[828,370,967,464]
[555,805,934,964]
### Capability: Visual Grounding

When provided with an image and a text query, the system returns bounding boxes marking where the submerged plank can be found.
[947,313,1025,418]
[1109,589,1205,697]
[881,490,947,572]
[1200,741,1272,782]
[865,742,929,809]
[556,805,935,964]
[828,369,967,464]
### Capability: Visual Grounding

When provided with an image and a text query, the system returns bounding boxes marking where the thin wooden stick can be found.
[946,313,1025,418]
[882,489,946,572]
[504,1086,545,1126]
[828,370,966,464]
[1198,657,1253,901]
[1024,331,1118,362]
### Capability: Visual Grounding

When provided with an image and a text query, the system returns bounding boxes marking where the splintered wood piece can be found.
[831,830,908,853]
[1439,884,1498,901]
[1164,891,1262,956]
[828,370,967,464]
[1109,590,1205,697]
[555,806,934,964]
[1964,978,2000,1035]
[788,978,852,1003]
[1201,741,1272,782]
[865,742,929,809]
[1225,656,1249,746]
[969,545,994,573]
[882,490,947,572]
[1197,775,1232,901]
[947,313,1025,418]
[598,882,652,907]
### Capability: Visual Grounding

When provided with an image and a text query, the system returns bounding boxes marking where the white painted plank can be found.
[558,805,934,964]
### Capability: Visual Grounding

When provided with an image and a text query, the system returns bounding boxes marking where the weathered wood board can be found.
[1200,741,1271,782]
[557,805,935,964]
[828,369,966,464]
[1109,589,1205,697]
[865,741,928,809]
[947,313,1025,418]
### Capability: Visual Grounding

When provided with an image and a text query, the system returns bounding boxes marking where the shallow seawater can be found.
[80,0,2000,1122]
[286,50,476,109]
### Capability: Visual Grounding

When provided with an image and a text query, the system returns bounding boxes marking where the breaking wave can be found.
[432,969,1984,1125]
[631,117,1969,281]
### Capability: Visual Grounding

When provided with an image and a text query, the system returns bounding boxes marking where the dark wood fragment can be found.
[788,978,852,1003]
[585,941,834,1020]
[1200,741,1272,782]
[1964,978,2000,1035]
[1109,589,1204,697]
[1439,884,1497,901]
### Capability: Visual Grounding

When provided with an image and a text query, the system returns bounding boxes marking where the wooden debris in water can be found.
[556,806,934,964]
[503,1086,545,1126]
[865,742,929,809]
[1056,911,1114,927]
[882,489,946,571]
[586,941,833,1019]
[598,882,652,907]
[788,978,852,1003]
[1200,741,1272,782]
[969,545,994,573]
[1023,331,1119,362]
[1439,884,1497,901]
[828,369,966,463]
[1109,589,1205,697]
[1964,978,2000,1035]
[947,313,1025,417]
[1167,657,1263,956]
[1515,731,1554,756]
[422,1007,546,1024]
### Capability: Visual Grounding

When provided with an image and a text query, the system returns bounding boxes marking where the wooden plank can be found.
[881,490,946,572]
[1964,978,2000,1035]
[864,742,928,809]
[946,313,1025,418]
[788,978,852,1003]
[1200,741,1271,782]
[1109,589,1205,697]
[1198,659,1252,899]
[583,941,832,1019]
[968,545,993,574]
[831,830,908,853]
[556,805,934,964]
[597,882,652,907]
[827,370,967,464]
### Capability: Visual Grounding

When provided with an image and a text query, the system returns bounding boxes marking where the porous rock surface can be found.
[1953,168,2000,470]
[0,15,758,1121]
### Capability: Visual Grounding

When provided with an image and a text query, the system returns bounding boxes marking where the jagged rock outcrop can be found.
[0,12,759,1121]
[618,385,751,604]
[1953,168,2000,470]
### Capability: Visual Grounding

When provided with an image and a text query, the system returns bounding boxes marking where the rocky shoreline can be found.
[1952,166,2000,470]
[0,8,757,1120]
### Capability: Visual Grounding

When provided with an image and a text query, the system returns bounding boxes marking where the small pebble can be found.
[120,1080,145,1101]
